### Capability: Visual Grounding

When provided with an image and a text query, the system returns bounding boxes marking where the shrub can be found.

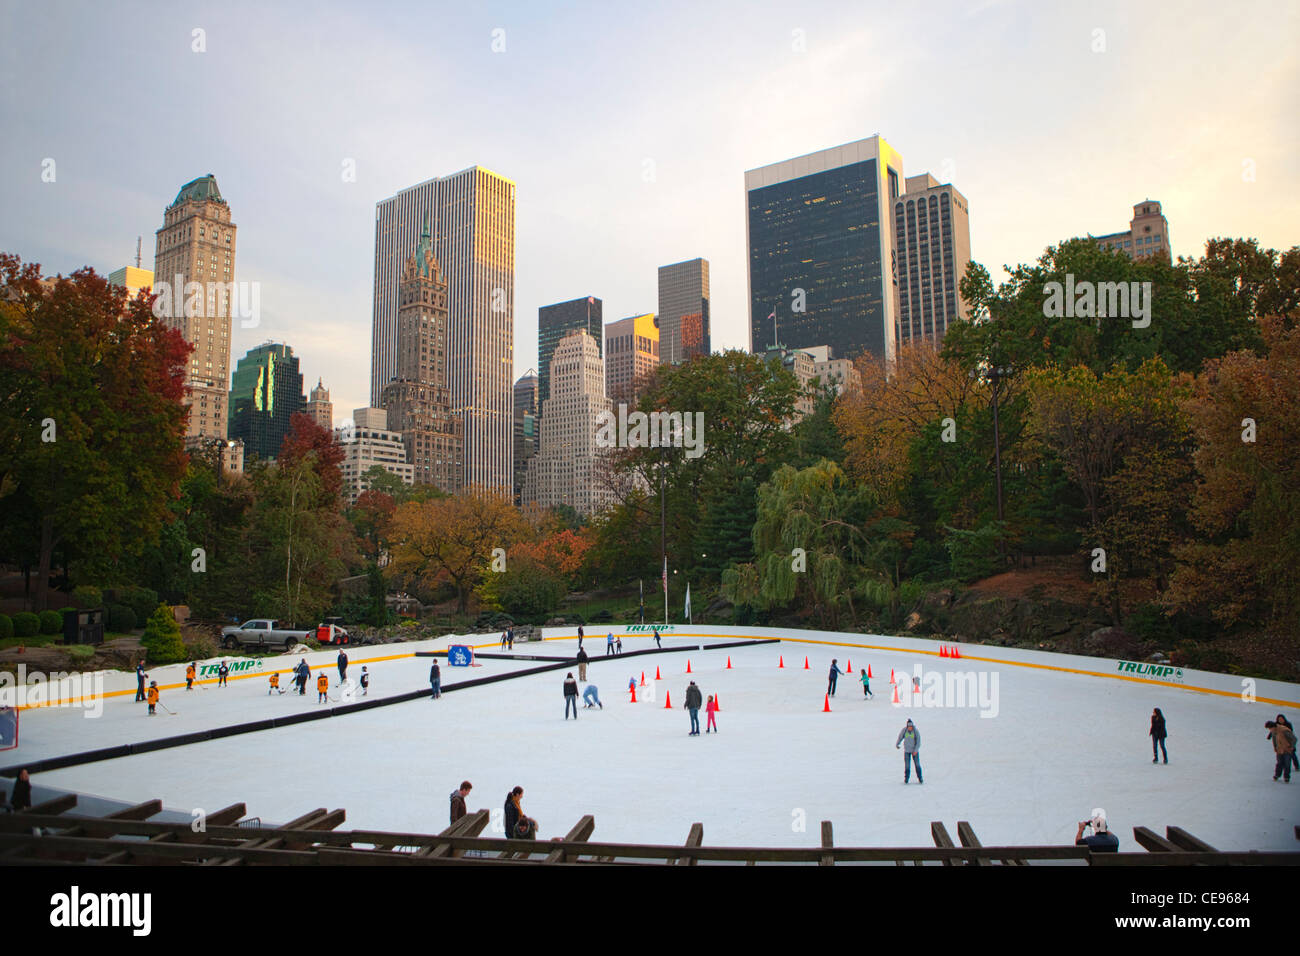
[38,609,63,635]
[70,586,103,609]
[0,615,12,641]
[107,604,137,633]
[119,587,159,625]
[12,612,41,638]
[183,631,217,662]
[140,605,187,665]
[398,618,418,627]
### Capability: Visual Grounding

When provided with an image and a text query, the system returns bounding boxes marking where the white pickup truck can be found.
[220,619,314,651]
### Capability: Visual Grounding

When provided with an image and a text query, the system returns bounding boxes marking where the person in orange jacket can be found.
[146,681,159,716]
[269,672,282,695]
[185,662,196,691]
[317,672,329,703]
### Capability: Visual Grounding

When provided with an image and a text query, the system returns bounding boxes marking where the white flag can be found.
[684,583,692,623]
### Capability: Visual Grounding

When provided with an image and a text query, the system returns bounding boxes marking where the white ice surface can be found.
[17,634,1300,851]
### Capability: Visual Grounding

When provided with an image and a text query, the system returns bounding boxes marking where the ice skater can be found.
[501,630,508,651]
[827,659,842,697]
[1279,715,1299,772]
[860,669,873,698]
[295,658,310,695]
[146,681,159,715]
[583,684,603,709]
[576,646,589,681]
[337,648,348,683]
[705,694,718,733]
[185,662,196,691]
[564,672,580,719]
[1267,718,1296,782]
[896,719,922,784]
[1149,708,1167,763]
[268,671,282,695]
[507,627,514,650]
[605,632,615,656]
[684,680,703,735]
[135,660,147,701]
[653,627,661,649]
[429,660,441,699]
[316,671,328,703]
[577,625,584,649]
[360,666,369,696]
[616,636,623,655]
[218,659,229,687]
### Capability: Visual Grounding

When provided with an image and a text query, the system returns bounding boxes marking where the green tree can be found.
[141,604,187,665]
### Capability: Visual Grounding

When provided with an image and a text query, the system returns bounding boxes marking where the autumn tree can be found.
[387,488,527,613]
[0,255,190,610]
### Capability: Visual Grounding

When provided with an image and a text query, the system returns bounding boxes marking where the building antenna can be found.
[135,236,142,268]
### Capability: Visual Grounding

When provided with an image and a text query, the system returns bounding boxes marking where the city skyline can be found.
[3,1,1297,419]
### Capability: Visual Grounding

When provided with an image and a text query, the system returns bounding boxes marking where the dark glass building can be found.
[538,296,602,408]
[227,343,306,461]
[745,136,904,363]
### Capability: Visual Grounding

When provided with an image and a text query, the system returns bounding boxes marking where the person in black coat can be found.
[563,672,579,719]
[504,786,536,840]
[296,658,310,695]
[9,768,32,812]
[430,661,442,699]
[576,646,589,682]
[337,649,348,683]
[1149,708,1168,764]
[135,661,147,701]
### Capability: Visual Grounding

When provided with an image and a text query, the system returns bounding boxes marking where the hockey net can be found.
[0,707,17,752]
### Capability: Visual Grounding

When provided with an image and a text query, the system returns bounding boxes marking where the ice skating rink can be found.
[14,628,1300,851]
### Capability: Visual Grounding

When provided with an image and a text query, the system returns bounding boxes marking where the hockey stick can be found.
[157,701,177,715]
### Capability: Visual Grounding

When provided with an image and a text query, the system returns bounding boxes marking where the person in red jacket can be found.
[705,694,719,734]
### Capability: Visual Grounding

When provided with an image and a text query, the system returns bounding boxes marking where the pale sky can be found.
[2,0,1296,420]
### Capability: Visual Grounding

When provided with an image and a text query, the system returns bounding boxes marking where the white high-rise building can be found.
[523,330,614,518]
[371,167,515,492]
[336,407,414,505]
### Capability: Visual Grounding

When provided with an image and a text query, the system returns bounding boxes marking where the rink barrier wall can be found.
[0,638,772,778]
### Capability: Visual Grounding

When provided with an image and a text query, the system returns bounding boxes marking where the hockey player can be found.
[218,660,229,687]
[185,662,196,691]
[146,681,159,715]
[135,660,147,701]
[269,672,282,695]
[360,667,369,696]
[316,671,328,703]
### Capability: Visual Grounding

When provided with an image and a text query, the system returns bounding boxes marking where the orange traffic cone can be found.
[823,693,831,713]
[640,671,646,687]
[892,684,901,704]
[953,646,961,659]
[867,665,873,678]
[655,666,661,680]
[890,668,896,684]
[714,695,720,711]
[846,659,852,672]
[664,690,672,709]
[630,684,637,703]
[940,645,948,658]
[726,656,732,669]
[686,660,692,673]
[803,657,810,670]
[779,656,784,668]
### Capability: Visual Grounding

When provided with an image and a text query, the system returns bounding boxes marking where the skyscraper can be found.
[227,343,305,461]
[656,259,709,365]
[523,330,614,518]
[513,371,538,506]
[372,167,514,491]
[306,379,333,430]
[604,313,659,404]
[745,136,904,363]
[152,174,237,441]
[1092,200,1171,260]
[892,173,972,348]
[380,218,464,493]
[537,296,602,410]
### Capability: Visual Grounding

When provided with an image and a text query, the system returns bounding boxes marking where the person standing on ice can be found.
[827,659,842,697]
[583,684,603,709]
[218,660,230,687]
[135,660,147,701]
[146,681,159,716]
[429,661,441,699]
[896,719,922,784]
[564,672,580,719]
[652,627,661,649]
[860,669,873,698]
[500,630,508,651]
[1277,715,1299,772]
[605,632,615,656]
[1074,808,1118,852]
[507,627,515,650]
[360,667,369,696]
[296,658,310,695]
[185,662,196,691]
[576,646,589,682]
[1149,708,1168,764]
[337,648,348,683]
[684,680,703,735]
[705,694,718,733]
[1267,719,1295,782]
[268,671,282,695]
[316,671,328,703]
